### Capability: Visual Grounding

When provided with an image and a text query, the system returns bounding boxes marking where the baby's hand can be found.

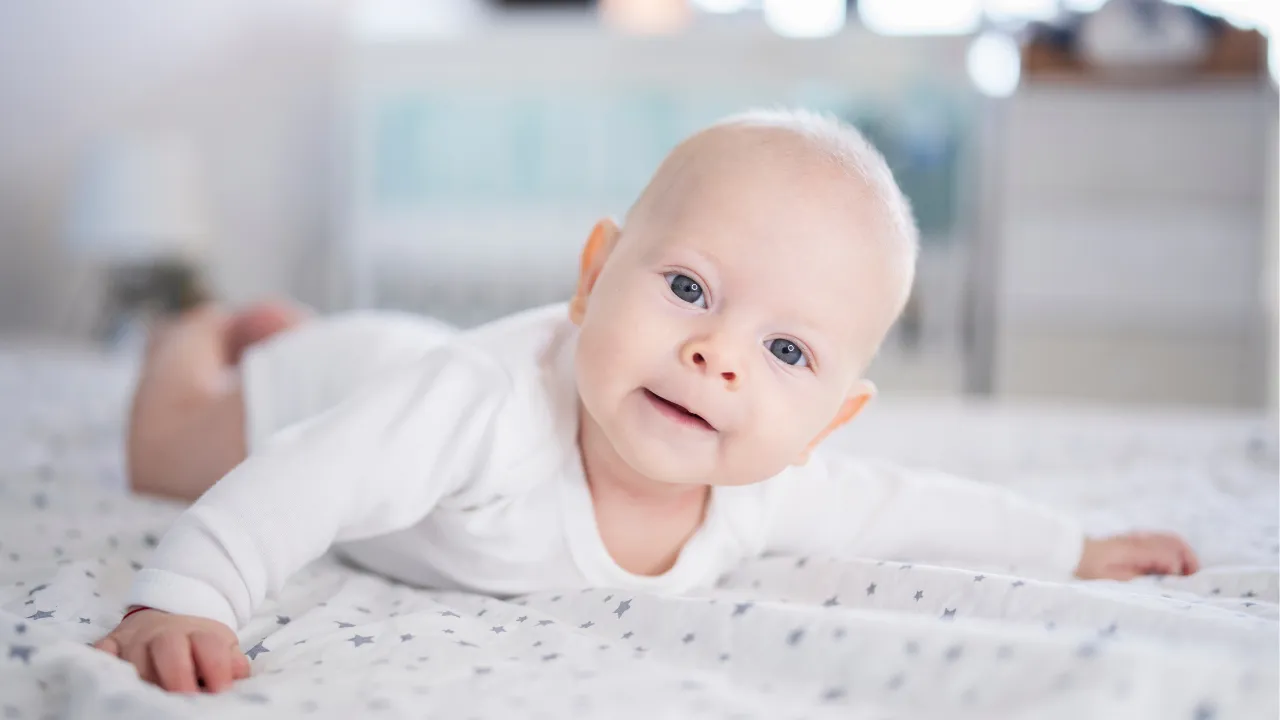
[1075,532,1199,580]
[92,608,250,692]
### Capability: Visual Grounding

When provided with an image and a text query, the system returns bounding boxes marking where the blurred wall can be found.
[0,0,348,338]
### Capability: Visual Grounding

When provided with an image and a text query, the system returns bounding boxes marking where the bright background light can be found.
[858,0,982,36]
[967,31,1023,96]
[762,0,847,38]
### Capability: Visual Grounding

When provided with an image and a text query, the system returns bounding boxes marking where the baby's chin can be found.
[613,438,717,487]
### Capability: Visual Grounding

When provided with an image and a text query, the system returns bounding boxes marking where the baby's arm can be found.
[96,342,511,690]
[765,453,1195,581]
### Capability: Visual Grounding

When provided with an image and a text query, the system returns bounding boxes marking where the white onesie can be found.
[129,303,1085,631]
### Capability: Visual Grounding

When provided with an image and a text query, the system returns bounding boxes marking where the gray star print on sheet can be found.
[537,620,554,627]
[1011,580,1025,588]
[913,591,923,601]
[26,584,47,596]
[335,621,354,628]
[1194,701,1217,720]
[622,632,633,639]
[516,615,528,622]
[401,634,414,642]
[457,640,477,648]
[942,609,957,620]
[787,629,804,646]
[580,622,594,629]
[795,557,808,568]
[348,635,374,647]
[974,575,985,582]
[603,595,612,603]
[823,595,839,607]
[945,645,963,661]
[1242,590,1257,598]
[682,633,695,643]
[26,610,53,620]
[440,611,460,618]
[13,624,25,635]
[78,618,89,624]
[246,642,269,660]
[866,583,876,596]
[613,600,632,618]
[491,626,506,634]
[9,646,35,664]
[542,653,559,661]
[887,673,905,690]
[732,602,752,617]
[822,687,845,702]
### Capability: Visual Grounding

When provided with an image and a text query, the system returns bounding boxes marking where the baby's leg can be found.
[126,302,306,501]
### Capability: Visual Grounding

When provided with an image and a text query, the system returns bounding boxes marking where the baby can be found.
[96,110,1198,692]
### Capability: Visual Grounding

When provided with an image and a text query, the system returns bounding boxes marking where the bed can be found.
[0,344,1276,719]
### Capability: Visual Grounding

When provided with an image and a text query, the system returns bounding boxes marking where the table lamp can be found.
[64,133,214,340]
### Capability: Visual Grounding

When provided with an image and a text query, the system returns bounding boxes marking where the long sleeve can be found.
[763,452,1085,580]
[127,343,513,630]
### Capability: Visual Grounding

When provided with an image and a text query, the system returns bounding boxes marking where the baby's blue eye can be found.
[767,338,808,367]
[665,273,706,308]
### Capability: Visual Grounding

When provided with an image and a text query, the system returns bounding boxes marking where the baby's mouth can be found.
[643,389,716,432]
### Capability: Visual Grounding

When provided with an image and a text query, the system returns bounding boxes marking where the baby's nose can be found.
[682,343,740,389]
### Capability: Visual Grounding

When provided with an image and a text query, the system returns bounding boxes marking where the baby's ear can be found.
[793,380,876,465]
[569,218,621,326]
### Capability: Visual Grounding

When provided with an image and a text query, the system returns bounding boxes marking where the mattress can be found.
[0,345,1275,719]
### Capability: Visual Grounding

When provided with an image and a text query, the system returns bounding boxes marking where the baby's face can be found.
[574,141,905,487]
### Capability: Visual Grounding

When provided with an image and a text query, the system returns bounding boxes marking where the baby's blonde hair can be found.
[628,108,919,316]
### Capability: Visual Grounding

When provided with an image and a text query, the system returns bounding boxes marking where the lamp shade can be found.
[65,134,212,263]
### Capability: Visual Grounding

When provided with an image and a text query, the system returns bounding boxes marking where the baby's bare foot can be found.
[226,300,309,365]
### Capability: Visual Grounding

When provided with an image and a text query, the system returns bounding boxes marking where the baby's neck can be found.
[578,406,709,576]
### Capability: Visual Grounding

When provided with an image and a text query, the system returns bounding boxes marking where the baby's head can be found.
[570,109,917,487]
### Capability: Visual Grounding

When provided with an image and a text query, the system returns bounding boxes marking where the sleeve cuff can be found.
[127,568,241,631]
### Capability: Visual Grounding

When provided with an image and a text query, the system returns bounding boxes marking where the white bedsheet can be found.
[0,346,1276,719]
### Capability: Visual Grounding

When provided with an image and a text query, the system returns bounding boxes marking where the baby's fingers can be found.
[92,635,121,657]
[1136,537,1185,576]
[150,634,199,693]
[232,652,251,680]
[190,632,235,692]
[1179,542,1200,575]
[123,642,158,686]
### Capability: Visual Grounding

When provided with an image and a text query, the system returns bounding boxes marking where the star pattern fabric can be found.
[0,348,1276,718]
